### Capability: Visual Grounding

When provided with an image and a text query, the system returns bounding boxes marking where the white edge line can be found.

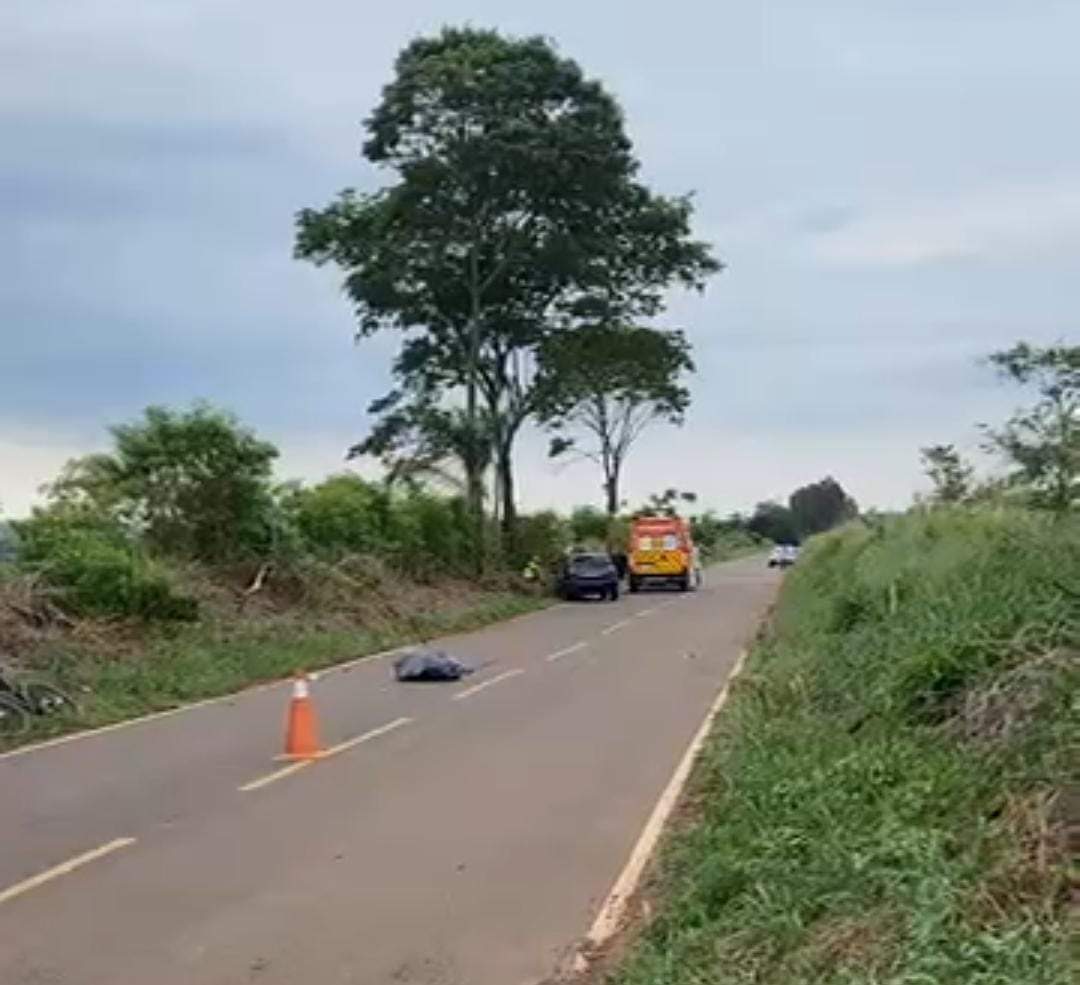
[545,642,587,662]
[574,648,750,970]
[601,618,632,636]
[240,717,413,792]
[0,837,137,906]
[635,608,657,619]
[452,668,525,701]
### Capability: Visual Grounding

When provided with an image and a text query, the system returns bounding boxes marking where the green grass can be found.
[611,508,1077,985]
[3,591,545,749]
[705,531,765,564]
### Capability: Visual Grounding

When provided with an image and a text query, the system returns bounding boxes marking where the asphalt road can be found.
[0,556,779,985]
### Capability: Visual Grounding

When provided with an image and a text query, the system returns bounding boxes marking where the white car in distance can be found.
[767,544,799,568]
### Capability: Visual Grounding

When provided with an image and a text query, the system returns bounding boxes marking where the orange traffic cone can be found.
[278,674,324,761]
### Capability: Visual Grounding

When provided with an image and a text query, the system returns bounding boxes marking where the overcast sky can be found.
[3,1,1078,518]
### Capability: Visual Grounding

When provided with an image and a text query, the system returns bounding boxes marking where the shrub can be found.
[387,489,472,579]
[513,511,569,570]
[45,405,281,562]
[14,511,197,621]
[288,475,393,556]
[568,505,610,546]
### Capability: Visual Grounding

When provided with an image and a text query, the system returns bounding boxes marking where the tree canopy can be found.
[537,325,692,514]
[635,488,698,519]
[349,397,493,497]
[747,501,799,544]
[41,405,280,562]
[920,444,974,504]
[295,27,718,546]
[982,342,1080,512]
[788,477,858,537]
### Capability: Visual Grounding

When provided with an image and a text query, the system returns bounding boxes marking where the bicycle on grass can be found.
[0,660,78,738]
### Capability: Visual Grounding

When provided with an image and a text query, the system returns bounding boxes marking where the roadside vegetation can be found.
[0,405,762,749]
[610,509,1076,984]
[609,344,1080,984]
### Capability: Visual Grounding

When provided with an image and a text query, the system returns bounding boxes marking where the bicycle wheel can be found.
[22,681,77,717]
[0,693,31,738]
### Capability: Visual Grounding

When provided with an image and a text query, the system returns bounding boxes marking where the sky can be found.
[3,1,1078,518]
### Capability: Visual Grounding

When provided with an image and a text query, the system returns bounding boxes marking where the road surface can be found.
[0,556,778,985]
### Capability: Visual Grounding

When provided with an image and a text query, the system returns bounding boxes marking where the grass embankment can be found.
[612,509,1077,984]
[705,531,765,565]
[0,573,543,750]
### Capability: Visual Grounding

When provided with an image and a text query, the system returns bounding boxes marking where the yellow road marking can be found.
[0,837,136,906]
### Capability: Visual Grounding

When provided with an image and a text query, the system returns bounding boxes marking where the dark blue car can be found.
[556,553,620,602]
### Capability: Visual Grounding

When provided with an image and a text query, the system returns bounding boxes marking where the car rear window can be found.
[570,555,612,574]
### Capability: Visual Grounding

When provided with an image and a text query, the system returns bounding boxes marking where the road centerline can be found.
[545,642,587,662]
[240,717,414,792]
[452,668,525,701]
[0,837,137,906]
[324,716,412,756]
[239,760,313,792]
[601,618,632,636]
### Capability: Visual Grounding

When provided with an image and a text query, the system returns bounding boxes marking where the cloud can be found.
[0,427,99,518]
[811,179,1080,268]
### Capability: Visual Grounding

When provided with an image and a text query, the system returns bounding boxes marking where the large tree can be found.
[537,325,692,515]
[747,501,799,544]
[295,27,717,553]
[982,342,1080,512]
[788,477,858,537]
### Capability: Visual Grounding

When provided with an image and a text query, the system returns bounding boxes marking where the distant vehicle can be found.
[628,515,701,593]
[768,544,799,568]
[556,553,620,602]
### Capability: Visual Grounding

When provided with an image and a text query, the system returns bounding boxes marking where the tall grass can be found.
[612,508,1077,984]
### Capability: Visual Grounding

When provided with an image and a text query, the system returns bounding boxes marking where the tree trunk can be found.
[464,379,485,574]
[605,472,619,516]
[497,440,516,556]
[465,256,484,574]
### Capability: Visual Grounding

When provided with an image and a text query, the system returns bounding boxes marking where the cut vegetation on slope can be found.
[610,509,1077,985]
[0,559,543,750]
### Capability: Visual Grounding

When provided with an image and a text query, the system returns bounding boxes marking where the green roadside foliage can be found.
[613,508,1076,985]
